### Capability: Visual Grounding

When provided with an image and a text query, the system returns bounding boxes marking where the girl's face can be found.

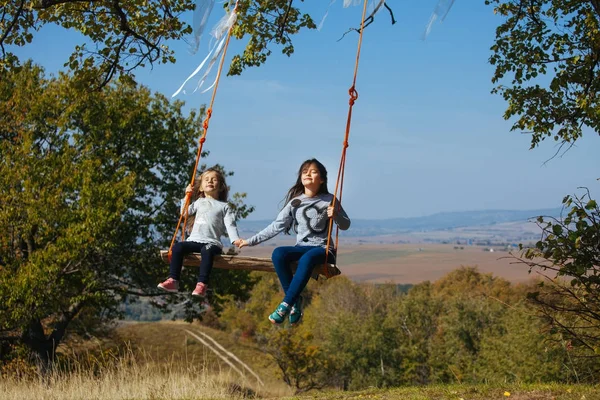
[201,171,220,198]
[301,163,324,193]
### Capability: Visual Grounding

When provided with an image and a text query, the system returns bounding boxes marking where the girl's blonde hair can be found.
[186,167,229,232]
[190,167,229,202]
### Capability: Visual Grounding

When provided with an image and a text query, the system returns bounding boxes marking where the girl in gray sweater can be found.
[236,159,350,326]
[158,167,240,296]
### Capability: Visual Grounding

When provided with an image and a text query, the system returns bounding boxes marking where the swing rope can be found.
[168,1,239,261]
[324,0,369,277]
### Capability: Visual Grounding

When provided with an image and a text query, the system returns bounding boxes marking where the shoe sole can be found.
[157,284,178,293]
[269,316,284,325]
[191,292,205,297]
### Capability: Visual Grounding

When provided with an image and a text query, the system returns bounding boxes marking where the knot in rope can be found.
[343,140,349,149]
[202,108,213,129]
[199,137,206,144]
[348,86,359,105]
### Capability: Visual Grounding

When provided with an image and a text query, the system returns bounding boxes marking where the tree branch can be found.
[0,0,26,56]
[337,1,396,42]
[277,0,294,41]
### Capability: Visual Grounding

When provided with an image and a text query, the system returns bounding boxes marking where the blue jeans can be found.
[169,241,222,284]
[271,245,335,305]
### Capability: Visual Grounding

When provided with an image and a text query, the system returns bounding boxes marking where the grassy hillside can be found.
[5,320,598,399]
[114,321,289,395]
[285,385,598,399]
[106,322,600,400]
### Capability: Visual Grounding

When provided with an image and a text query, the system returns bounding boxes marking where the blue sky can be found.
[14,1,599,220]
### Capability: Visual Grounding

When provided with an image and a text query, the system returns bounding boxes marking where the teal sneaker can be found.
[268,302,290,325]
[289,296,303,327]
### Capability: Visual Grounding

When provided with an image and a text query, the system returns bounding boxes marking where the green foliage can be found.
[486,0,600,149]
[218,268,584,390]
[487,0,600,374]
[0,0,316,87]
[226,0,316,75]
[518,189,600,359]
[219,271,280,338]
[0,62,253,368]
[266,328,330,394]
[307,278,401,390]
[475,302,569,383]
[427,269,509,383]
[383,282,441,385]
[0,0,195,88]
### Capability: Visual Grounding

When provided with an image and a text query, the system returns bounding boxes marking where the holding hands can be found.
[233,239,249,249]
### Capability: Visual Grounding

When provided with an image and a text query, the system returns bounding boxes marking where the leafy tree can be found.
[219,271,280,339]
[474,300,568,383]
[1,0,315,87]
[487,0,600,364]
[486,0,600,150]
[0,62,251,370]
[515,191,600,363]
[384,281,442,385]
[227,0,316,75]
[428,268,512,383]
[266,329,330,394]
[307,278,400,390]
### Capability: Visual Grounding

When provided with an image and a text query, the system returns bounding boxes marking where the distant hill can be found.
[238,208,563,237]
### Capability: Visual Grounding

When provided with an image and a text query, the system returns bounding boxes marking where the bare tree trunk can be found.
[20,301,84,374]
[21,319,54,373]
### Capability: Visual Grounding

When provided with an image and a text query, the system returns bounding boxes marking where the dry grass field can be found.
[7,321,597,400]
[237,242,534,284]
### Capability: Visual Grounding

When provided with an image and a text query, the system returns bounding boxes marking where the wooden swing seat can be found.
[159,250,341,277]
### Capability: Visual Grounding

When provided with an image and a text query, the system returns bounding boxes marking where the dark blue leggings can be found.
[271,245,335,305]
[169,241,222,284]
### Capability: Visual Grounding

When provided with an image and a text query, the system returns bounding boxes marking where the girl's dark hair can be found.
[283,158,329,234]
[186,167,229,232]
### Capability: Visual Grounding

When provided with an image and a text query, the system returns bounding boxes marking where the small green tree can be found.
[266,329,330,394]
[384,281,442,385]
[516,190,600,363]
[474,300,568,383]
[307,278,400,390]
[428,268,512,383]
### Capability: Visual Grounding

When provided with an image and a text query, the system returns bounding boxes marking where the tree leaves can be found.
[0,62,203,365]
[226,0,316,76]
[486,0,600,150]
[0,0,317,88]
[517,188,600,355]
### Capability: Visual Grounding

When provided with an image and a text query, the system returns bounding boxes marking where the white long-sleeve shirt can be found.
[182,197,240,248]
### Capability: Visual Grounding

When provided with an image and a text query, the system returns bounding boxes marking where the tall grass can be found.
[3,348,265,400]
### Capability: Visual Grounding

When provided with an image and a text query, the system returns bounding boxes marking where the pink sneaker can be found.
[192,282,207,296]
[157,278,179,293]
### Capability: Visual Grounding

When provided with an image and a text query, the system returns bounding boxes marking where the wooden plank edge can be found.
[159,250,340,277]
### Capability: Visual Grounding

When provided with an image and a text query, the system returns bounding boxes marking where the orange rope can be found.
[324,0,369,277]
[168,1,239,260]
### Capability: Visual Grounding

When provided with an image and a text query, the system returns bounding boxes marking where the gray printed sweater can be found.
[247,193,350,249]
[182,197,240,248]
